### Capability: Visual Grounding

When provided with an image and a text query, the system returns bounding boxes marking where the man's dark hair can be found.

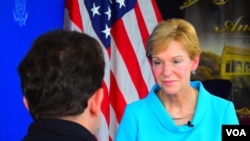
[18,30,105,120]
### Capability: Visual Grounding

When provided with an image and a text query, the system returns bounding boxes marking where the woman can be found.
[115,19,239,141]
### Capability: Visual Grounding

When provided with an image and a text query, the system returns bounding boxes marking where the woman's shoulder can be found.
[125,85,160,113]
[126,97,148,110]
[127,84,160,107]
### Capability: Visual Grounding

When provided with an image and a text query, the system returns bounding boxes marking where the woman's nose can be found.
[162,63,172,76]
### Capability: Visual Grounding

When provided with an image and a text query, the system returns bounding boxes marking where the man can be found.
[18,30,105,141]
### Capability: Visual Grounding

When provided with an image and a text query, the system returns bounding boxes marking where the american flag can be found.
[64,0,162,140]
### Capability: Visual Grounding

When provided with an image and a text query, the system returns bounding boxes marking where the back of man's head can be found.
[18,30,105,120]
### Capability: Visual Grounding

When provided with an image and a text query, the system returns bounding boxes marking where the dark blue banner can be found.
[0,0,65,140]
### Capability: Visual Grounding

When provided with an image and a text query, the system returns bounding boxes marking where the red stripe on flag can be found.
[109,72,126,123]
[111,19,148,99]
[65,0,83,31]
[101,81,110,125]
[134,2,150,48]
[152,0,163,22]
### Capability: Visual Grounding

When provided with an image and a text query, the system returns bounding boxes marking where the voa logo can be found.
[226,129,246,136]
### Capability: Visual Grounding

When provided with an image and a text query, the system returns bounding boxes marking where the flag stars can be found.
[105,7,111,20]
[116,0,126,8]
[91,3,100,17]
[102,25,111,39]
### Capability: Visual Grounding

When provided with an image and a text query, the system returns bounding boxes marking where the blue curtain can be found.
[0,1,65,140]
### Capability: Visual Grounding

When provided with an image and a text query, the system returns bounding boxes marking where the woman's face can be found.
[151,40,199,95]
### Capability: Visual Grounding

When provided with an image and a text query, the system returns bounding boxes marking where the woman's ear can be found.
[192,55,200,71]
[23,96,29,111]
[89,88,104,116]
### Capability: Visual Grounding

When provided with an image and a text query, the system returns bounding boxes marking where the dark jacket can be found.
[22,119,97,141]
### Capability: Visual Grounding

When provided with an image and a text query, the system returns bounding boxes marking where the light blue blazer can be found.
[115,81,239,141]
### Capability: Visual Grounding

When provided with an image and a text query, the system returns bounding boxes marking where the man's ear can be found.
[23,96,29,111]
[89,88,104,116]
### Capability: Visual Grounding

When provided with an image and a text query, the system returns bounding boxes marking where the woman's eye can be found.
[153,60,161,66]
[173,60,181,64]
